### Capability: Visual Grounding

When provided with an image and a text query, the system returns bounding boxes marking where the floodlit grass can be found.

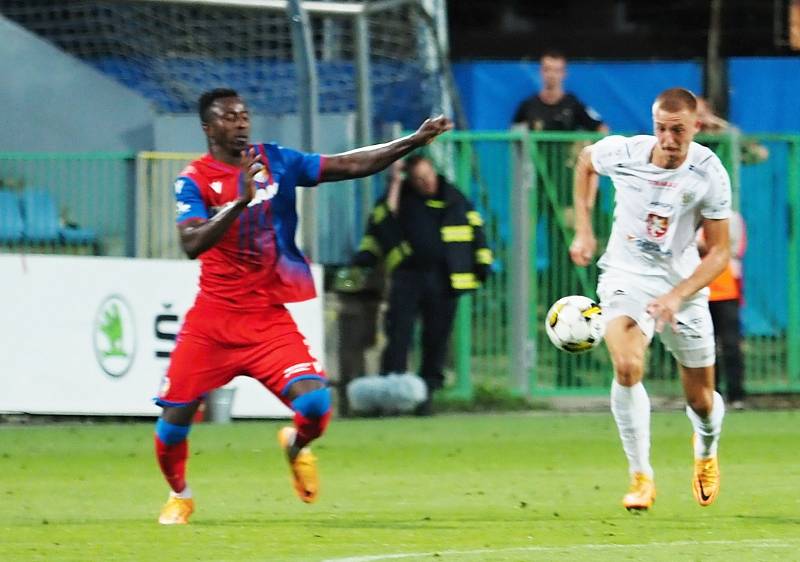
[1,411,799,561]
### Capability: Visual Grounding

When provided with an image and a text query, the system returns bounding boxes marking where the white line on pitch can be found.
[321,538,798,562]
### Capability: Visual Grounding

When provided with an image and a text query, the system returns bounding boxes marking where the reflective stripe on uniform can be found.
[372,204,388,224]
[450,272,479,290]
[466,210,483,227]
[475,247,493,265]
[386,241,412,271]
[358,235,383,257]
[426,199,446,209]
[441,225,474,242]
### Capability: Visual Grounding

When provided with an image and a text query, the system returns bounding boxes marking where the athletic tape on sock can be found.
[291,387,332,419]
[155,418,191,445]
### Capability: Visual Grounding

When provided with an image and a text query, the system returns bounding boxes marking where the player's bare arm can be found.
[569,144,599,266]
[385,160,405,214]
[319,115,453,182]
[647,217,731,331]
[178,148,262,259]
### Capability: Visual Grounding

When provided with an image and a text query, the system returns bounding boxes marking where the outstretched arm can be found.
[319,116,453,182]
[178,149,261,259]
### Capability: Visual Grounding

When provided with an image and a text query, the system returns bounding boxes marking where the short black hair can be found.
[198,88,240,123]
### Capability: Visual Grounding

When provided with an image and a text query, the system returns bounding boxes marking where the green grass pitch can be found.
[1,411,799,561]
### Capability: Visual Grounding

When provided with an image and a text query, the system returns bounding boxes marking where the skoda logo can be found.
[94,295,136,378]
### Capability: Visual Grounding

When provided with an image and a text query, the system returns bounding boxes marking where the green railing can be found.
[2,139,797,400]
[440,131,800,399]
[135,152,199,258]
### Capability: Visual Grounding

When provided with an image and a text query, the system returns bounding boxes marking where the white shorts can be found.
[596,271,715,368]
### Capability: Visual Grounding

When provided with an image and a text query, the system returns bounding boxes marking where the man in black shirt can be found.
[512,50,608,132]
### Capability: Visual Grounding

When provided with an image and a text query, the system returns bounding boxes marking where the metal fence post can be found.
[287,0,319,260]
[510,135,532,397]
[354,12,375,226]
[788,137,800,385]
[451,139,474,399]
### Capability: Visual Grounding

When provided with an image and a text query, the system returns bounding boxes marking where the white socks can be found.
[610,379,653,478]
[686,391,725,459]
[171,485,193,499]
[611,381,724,474]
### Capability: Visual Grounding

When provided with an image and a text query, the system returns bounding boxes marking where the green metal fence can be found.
[441,131,800,399]
[0,152,135,256]
[2,139,797,399]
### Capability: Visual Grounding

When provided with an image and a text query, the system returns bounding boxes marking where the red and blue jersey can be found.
[174,143,325,309]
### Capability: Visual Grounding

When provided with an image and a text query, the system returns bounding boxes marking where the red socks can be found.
[293,411,331,450]
[154,435,188,493]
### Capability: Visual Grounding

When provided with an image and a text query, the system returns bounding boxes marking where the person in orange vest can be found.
[699,211,747,410]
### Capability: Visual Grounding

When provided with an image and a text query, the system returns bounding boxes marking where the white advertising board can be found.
[0,255,324,417]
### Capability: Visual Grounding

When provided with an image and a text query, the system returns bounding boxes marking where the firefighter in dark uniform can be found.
[352,154,493,414]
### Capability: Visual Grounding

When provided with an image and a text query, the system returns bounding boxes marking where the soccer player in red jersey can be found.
[155,88,452,524]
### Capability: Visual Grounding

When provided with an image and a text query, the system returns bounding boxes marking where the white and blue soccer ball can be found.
[544,295,605,354]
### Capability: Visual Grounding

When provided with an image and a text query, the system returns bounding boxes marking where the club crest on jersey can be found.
[247,182,279,207]
[680,190,696,206]
[646,213,669,239]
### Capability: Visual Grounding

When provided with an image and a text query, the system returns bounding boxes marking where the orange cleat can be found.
[158,494,194,525]
[692,435,720,506]
[622,472,656,512]
[278,426,319,503]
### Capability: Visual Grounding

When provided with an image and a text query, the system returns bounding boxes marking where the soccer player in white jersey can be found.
[570,88,731,511]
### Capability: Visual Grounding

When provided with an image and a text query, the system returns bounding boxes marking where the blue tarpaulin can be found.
[453,60,703,132]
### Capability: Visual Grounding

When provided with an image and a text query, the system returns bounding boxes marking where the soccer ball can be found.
[544,295,605,353]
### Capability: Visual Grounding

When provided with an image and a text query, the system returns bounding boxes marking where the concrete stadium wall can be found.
[0,16,155,153]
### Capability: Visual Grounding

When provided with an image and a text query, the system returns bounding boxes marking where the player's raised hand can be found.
[569,231,597,267]
[386,160,405,214]
[413,115,454,146]
[238,147,262,205]
[389,159,405,184]
[646,292,682,333]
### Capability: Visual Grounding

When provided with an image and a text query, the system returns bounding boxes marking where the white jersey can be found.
[591,135,731,284]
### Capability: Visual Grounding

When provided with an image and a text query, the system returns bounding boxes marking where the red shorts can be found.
[156,302,325,407]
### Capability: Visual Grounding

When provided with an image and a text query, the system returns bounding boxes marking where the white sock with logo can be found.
[686,391,725,459]
[610,379,653,478]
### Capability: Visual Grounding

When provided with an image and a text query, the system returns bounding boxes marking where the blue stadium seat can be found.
[20,189,98,246]
[0,191,25,242]
[60,225,97,245]
[91,57,431,128]
[20,189,61,243]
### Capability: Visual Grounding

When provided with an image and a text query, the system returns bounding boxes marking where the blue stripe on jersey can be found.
[258,207,269,254]
[237,173,247,251]
[248,206,257,253]
[255,143,270,254]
